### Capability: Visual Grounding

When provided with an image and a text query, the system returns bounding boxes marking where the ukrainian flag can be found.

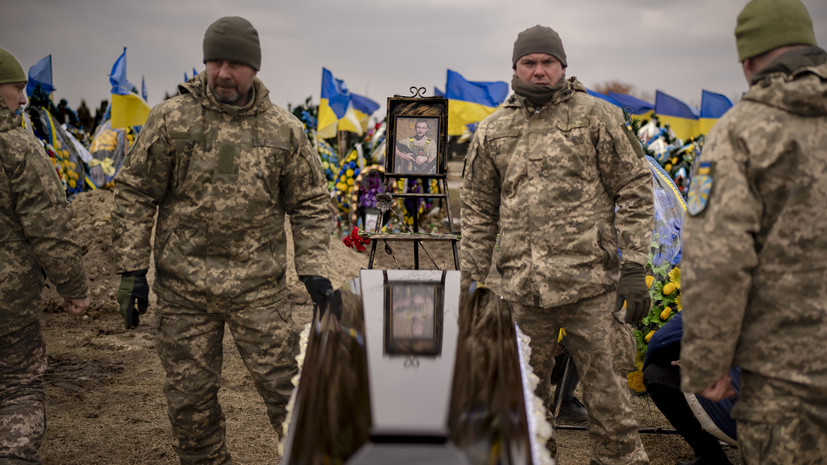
[586,89,620,106]
[26,55,55,97]
[109,48,150,129]
[318,68,351,139]
[655,90,700,141]
[699,90,733,135]
[445,69,508,136]
[608,92,654,121]
[339,93,380,135]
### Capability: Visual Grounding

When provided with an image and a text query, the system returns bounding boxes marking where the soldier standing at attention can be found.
[680,0,827,463]
[111,17,333,465]
[0,47,90,464]
[460,25,653,463]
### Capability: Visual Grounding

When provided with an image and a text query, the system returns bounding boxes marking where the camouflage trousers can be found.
[0,321,46,465]
[509,291,649,465]
[733,371,827,465]
[156,297,299,465]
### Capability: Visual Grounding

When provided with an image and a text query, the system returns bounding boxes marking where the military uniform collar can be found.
[0,103,20,132]
[180,73,271,116]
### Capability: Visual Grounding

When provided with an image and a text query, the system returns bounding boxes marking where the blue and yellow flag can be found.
[608,92,654,120]
[141,75,148,102]
[445,69,508,136]
[26,55,55,97]
[109,48,135,95]
[655,90,700,141]
[109,48,150,129]
[699,90,733,135]
[339,93,380,135]
[586,89,620,106]
[318,68,352,139]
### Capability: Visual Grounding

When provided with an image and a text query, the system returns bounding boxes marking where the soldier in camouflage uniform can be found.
[461,26,653,464]
[111,17,332,465]
[0,48,90,465]
[680,1,827,463]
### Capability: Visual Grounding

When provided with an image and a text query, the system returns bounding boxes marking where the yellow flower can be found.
[662,282,677,296]
[660,307,671,320]
[645,329,656,342]
[627,370,646,393]
[645,275,655,289]
[668,266,681,284]
[676,294,682,311]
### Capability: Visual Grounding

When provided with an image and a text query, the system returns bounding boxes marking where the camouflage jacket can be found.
[112,73,330,311]
[0,102,89,336]
[681,47,827,393]
[460,77,653,308]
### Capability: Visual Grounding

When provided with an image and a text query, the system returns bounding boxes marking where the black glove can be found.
[300,275,334,308]
[118,269,149,329]
[616,262,650,325]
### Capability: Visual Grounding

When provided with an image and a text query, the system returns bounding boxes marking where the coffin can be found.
[281,269,553,464]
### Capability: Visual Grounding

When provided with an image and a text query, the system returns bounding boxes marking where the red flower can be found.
[343,226,371,252]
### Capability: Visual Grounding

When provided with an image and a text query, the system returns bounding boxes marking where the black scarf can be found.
[511,75,568,108]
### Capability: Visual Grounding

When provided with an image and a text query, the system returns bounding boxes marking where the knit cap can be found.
[512,25,567,67]
[0,48,26,85]
[735,0,816,61]
[203,16,261,70]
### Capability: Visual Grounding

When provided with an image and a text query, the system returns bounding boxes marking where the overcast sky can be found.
[4,0,826,118]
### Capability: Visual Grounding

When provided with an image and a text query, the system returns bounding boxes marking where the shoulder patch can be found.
[687,161,714,216]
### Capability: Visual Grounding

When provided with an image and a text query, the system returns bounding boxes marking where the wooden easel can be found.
[365,91,459,270]
[366,173,460,270]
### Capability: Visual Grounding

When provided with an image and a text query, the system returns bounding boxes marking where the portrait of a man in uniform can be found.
[393,117,438,175]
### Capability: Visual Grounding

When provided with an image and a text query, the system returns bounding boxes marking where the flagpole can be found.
[337,129,346,165]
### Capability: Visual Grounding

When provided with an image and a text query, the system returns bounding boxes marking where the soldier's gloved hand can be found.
[300,275,334,308]
[616,262,650,325]
[118,269,149,329]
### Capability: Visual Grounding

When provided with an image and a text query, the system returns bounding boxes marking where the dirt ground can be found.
[36,189,741,464]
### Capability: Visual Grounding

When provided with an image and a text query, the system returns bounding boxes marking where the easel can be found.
[366,173,460,270]
[366,90,460,270]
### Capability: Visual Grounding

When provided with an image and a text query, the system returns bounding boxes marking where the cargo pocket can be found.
[732,394,802,461]
[168,132,203,191]
[611,310,636,374]
[732,393,800,423]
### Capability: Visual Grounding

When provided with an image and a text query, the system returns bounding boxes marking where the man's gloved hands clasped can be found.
[616,262,650,325]
[300,275,334,308]
[118,269,149,329]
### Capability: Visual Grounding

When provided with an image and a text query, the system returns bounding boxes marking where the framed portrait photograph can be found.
[383,281,444,357]
[385,96,448,177]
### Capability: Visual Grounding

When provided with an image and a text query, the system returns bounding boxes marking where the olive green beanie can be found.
[0,48,26,85]
[735,0,817,61]
[512,25,567,68]
[203,16,261,70]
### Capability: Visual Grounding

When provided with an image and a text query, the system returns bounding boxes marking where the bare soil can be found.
[36,189,740,464]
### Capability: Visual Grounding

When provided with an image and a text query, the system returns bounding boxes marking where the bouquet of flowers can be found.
[342,226,371,252]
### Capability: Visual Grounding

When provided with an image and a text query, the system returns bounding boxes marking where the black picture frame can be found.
[385,97,448,177]
[383,281,444,357]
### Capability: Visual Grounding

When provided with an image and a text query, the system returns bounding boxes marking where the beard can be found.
[211,79,245,106]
